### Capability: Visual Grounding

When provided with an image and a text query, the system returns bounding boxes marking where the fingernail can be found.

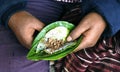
[67,36,72,41]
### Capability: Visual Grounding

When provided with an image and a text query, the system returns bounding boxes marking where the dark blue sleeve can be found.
[0,0,26,27]
[91,0,120,36]
[81,0,120,37]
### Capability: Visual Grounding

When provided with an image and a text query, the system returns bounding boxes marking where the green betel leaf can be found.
[27,21,82,61]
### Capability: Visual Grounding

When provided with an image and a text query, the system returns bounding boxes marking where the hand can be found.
[8,11,45,49]
[67,12,106,52]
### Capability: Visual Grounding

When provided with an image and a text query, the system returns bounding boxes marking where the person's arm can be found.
[0,0,26,26]
[91,0,120,36]
[8,11,45,48]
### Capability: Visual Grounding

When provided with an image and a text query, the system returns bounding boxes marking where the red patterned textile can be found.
[52,1,120,71]
[54,31,120,72]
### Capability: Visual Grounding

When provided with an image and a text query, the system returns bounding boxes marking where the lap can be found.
[0,26,49,72]
[0,1,63,72]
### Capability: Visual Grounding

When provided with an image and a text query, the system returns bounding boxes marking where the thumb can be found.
[67,22,90,42]
[34,20,45,31]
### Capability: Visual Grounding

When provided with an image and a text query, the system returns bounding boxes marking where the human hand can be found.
[67,12,106,52]
[8,11,45,49]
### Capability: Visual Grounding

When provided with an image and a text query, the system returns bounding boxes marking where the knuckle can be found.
[87,41,95,47]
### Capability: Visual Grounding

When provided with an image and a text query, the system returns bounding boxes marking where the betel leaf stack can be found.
[27,21,82,61]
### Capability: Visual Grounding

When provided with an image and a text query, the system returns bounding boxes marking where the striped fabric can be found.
[54,31,120,72]
[55,0,82,3]
[49,1,120,71]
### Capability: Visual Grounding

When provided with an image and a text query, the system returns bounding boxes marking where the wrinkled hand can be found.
[8,11,45,49]
[67,12,106,52]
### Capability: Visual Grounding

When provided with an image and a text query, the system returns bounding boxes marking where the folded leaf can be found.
[27,21,82,61]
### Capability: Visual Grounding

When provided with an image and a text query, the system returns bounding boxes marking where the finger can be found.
[26,21,45,48]
[67,21,90,41]
[22,28,35,49]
